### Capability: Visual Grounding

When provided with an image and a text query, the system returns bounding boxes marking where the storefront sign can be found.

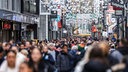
[115,10,123,16]
[13,14,23,22]
[0,9,38,24]
[0,9,13,20]
[3,23,11,30]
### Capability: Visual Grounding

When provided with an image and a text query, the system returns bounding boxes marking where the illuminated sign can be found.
[3,23,11,29]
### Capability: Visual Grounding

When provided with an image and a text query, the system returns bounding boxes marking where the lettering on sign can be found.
[115,10,123,16]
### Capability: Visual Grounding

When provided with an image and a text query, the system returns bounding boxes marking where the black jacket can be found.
[117,47,128,56]
[42,52,55,65]
[56,52,73,72]
[29,59,56,72]
[82,59,110,72]
[0,57,4,66]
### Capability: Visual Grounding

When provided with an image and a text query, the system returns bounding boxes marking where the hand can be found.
[56,48,62,52]
[76,52,81,55]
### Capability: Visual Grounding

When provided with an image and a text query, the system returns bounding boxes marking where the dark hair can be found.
[60,44,68,49]
[120,38,128,47]
[5,43,11,47]
[30,46,36,51]
[30,47,42,58]
[7,50,17,56]
[89,46,104,59]
[29,48,44,72]
[0,47,3,53]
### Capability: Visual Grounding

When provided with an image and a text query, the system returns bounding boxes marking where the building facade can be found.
[39,0,62,41]
[0,0,39,42]
[21,0,39,41]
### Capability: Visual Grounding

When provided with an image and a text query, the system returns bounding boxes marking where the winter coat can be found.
[78,44,85,51]
[56,52,73,72]
[0,57,4,66]
[29,58,56,72]
[42,52,55,65]
[109,49,123,63]
[117,47,128,56]
[82,59,110,72]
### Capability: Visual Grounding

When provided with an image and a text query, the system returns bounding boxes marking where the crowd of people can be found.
[0,37,128,72]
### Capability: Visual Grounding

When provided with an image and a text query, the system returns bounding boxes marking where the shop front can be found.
[0,9,21,42]
[21,15,38,41]
[0,9,39,42]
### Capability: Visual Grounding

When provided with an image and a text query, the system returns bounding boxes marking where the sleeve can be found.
[0,60,7,72]
[49,54,55,64]
[56,54,62,70]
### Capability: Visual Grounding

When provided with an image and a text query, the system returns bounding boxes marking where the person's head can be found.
[3,43,11,51]
[0,47,4,59]
[32,41,36,46]
[61,44,68,53]
[71,45,78,50]
[119,39,128,47]
[110,44,115,49]
[98,41,109,56]
[6,50,17,68]
[89,45,104,59]
[9,40,14,45]
[47,43,55,50]
[11,46,19,54]
[42,46,48,53]
[86,40,92,46]
[2,42,7,48]
[31,48,42,63]
[80,40,85,44]
[20,44,25,49]
[25,41,31,48]
[19,62,33,72]
[21,49,28,57]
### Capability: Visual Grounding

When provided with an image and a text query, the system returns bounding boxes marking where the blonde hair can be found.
[21,49,28,56]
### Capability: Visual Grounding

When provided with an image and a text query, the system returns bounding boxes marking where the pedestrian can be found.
[28,48,45,72]
[109,43,123,63]
[29,46,55,72]
[0,50,19,72]
[47,43,56,61]
[78,40,85,51]
[69,45,81,69]
[98,41,119,66]
[25,41,32,51]
[42,46,55,65]
[19,62,33,72]
[117,38,128,55]
[19,43,25,52]
[11,46,26,63]
[0,47,4,66]
[82,44,110,72]
[2,42,11,56]
[56,44,73,72]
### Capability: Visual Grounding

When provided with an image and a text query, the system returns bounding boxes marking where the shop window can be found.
[23,0,37,14]
[2,0,8,9]
[13,24,20,30]
[8,0,12,11]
